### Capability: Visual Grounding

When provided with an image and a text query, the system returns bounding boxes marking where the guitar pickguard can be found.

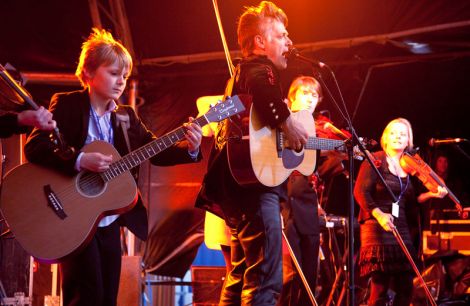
[281,148,305,169]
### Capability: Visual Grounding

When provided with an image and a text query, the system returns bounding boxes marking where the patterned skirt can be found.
[359,219,417,277]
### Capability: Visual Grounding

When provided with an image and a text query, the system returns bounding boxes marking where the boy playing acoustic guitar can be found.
[24,28,202,306]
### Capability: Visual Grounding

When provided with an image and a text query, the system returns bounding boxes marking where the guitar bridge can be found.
[44,185,67,219]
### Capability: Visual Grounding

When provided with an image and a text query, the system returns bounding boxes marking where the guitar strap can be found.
[215,66,240,150]
[223,65,239,99]
[114,106,131,153]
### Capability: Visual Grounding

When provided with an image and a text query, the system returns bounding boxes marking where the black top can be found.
[25,89,201,240]
[354,151,415,223]
[354,151,418,276]
[195,55,291,219]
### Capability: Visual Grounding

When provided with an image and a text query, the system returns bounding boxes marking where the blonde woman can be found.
[354,118,446,306]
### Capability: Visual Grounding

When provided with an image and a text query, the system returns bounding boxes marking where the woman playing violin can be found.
[354,118,447,306]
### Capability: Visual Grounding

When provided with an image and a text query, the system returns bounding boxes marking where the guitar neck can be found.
[102,115,208,181]
[305,137,345,151]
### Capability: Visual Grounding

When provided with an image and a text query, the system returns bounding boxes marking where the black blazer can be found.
[25,89,201,240]
[195,56,290,217]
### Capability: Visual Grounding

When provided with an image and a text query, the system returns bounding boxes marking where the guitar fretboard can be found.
[101,116,208,182]
[305,137,345,151]
[279,133,345,151]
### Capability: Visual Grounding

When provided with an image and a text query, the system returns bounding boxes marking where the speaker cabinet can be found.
[423,230,470,255]
[191,266,226,305]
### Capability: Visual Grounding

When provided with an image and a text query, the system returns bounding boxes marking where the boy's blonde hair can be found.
[75,28,132,88]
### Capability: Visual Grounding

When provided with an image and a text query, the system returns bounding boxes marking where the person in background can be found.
[418,153,469,227]
[279,75,324,306]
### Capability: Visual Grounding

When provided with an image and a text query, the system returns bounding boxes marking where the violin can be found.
[400,151,468,219]
[314,113,352,140]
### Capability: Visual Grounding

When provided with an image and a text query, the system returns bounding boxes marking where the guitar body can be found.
[0,96,245,262]
[0,141,137,262]
[250,109,317,187]
[229,107,317,187]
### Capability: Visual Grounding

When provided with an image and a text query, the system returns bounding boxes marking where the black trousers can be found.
[60,221,121,306]
[368,271,414,306]
[279,213,320,306]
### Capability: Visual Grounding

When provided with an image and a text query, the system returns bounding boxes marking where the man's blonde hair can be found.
[237,1,288,57]
[75,28,132,88]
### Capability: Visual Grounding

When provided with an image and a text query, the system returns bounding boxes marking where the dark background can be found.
[1,0,470,277]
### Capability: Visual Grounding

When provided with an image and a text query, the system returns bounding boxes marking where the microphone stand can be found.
[290,50,437,306]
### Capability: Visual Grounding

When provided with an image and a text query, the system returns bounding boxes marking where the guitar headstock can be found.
[204,95,246,123]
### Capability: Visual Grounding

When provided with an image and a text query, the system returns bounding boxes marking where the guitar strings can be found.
[47,116,205,204]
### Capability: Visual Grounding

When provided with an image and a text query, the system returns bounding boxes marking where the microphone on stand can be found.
[284,47,327,68]
[428,138,467,147]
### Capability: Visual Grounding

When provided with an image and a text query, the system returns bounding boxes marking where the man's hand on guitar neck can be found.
[280,114,308,151]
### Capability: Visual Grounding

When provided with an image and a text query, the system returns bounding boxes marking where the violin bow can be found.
[391,226,437,306]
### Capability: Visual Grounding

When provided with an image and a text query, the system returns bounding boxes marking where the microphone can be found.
[324,122,350,140]
[284,47,326,68]
[428,138,467,146]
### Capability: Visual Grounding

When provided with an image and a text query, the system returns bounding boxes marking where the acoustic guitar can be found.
[0,96,245,262]
[228,107,346,187]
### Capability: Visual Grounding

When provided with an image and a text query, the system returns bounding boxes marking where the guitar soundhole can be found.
[76,171,106,197]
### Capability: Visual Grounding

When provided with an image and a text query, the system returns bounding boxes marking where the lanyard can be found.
[388,155,409,203]
[90,107,114,144]
[396,174,409,203]
[388,155,409,218]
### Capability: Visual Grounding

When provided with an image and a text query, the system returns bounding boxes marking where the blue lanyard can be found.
[90,107,114,144]
[396,174,409,203]
[388,156,410,204]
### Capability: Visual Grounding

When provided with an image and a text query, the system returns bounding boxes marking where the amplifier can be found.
[423,230,470,255]
[319,215,346,229]
[429,219,470,232]
[319,215,359,230]
[191,266,226,305]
